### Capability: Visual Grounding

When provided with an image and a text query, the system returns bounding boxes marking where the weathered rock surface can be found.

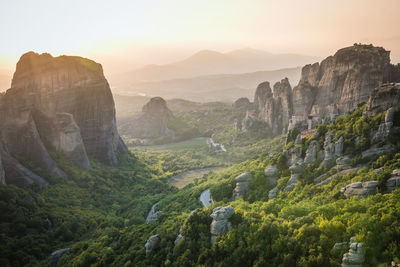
[340,181,378,198]
[233,97,251,111]
[320,134,337,168]
[254,78,293,134]
[304,140,320,164]
[315,167,362,187]
[199,188,213,207]
[264,165,278,185]
[341,238,365,267]
[49,248,70,267]
[241,111,257,132]
[145,234,161,254]
[293,44,390,119]
[364,83,400,116]
[232,172,252,200]
[283,160,304,192]
[121,97,174,139]
[361,144,395,159]
[268,186,279,199]
[210,206,234,245]
[146,202,162,224]
[0,52,127,186]
[336,156,351,171]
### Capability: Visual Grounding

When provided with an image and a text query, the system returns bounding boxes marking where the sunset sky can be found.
[1,0,399,74]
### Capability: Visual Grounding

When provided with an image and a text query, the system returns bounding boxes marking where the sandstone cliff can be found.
[0,52,127,186]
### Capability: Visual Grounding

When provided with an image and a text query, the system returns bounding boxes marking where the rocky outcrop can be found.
[264,165,278,185]
[241,111,257,132]
[232,172,252,200]
[341,238,365,267]
[340,181,378,198]
[268,186,279,199]
[304,140,320,164]
[293,44,390,119]
[145,234,161,255]
[371,107,395,142]
[254,78,293,134]
[233,97,251,111]
[336,156,351,170]
[364,83,400,116]
[49,248,70,267]
[283,160,304,192]
[210,206,234,245]
[122,97,174,139]
[146,202,162,224]
[320,134,337,168]
[361,144,395,159]
[199,188,213,207]
[0,52,127,186]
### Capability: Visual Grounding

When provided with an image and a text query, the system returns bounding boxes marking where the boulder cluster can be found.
[232,172,252,200]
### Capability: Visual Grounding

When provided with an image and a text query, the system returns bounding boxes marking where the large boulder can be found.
[145,234,161,254]
[210,206,235,245]
[232,173,252,200]
[264,165,278,185]
[49,248,70,267]
[304,140,320,164]
[283,160,305,192]
[233,97,251,111]
[341,238,365,267]
[340,181,378,198]
[268,186,279,199]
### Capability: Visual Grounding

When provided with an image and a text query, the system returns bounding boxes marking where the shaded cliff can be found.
[0,52,127,186]
[120,97,174,139]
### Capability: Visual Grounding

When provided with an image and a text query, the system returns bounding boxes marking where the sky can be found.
[0,0,400,75]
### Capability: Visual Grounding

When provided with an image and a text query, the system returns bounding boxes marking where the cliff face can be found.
[364,83,400,116]
[293,44,391,118]
[122,97,174,139]
[0,52,127,186]
[254,78,292,134]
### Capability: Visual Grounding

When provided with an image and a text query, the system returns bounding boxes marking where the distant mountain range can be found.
[114,67,302,102]
[109,48,318,84]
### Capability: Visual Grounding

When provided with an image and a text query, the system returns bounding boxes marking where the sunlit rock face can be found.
[293,44,391,119]
[0,52,127,186]
[254,78,293,134]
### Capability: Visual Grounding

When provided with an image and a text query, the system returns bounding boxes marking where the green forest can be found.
[1,104,400,266]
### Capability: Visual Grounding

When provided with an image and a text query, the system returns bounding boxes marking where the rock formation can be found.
[268,186,279,199]
[264,165,278,185]
[293,44,390,119]
[233,97,251,111]
[145,234,161,254]
[49,248,70,267]
[241,111,257,132]
[254,78,293,134]
[210,206,234,245]
[364,83,400,116]
[0,52,127,186]
[122,97,174,139]
[283,160,305,192]
[340,181,378,198]
[146,202,162,224]
[304,140,320,164]
[232,172,252,200]
[371,107,395,142]
[341,237,365,267]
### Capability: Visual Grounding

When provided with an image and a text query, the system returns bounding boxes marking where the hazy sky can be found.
[1,0,399,74]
